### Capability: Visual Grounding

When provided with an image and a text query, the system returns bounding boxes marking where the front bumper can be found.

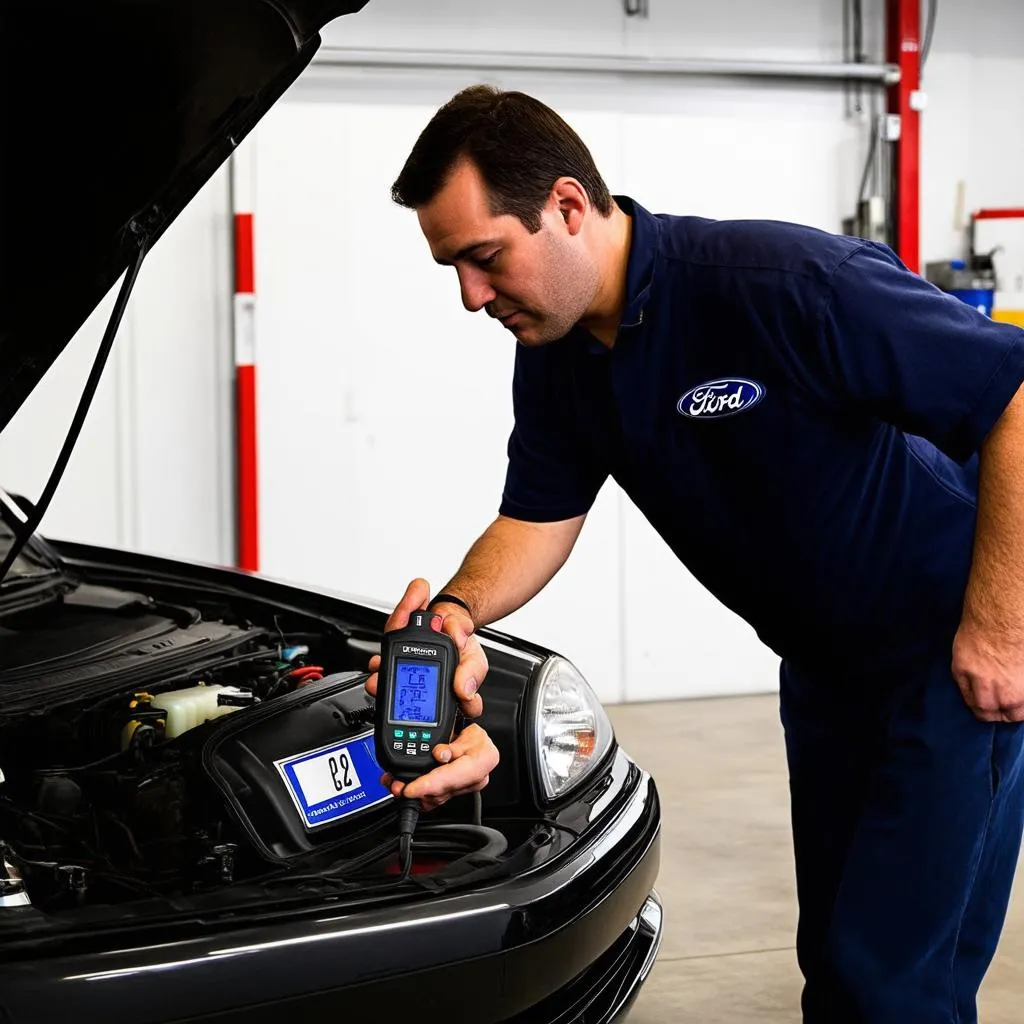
[504,891,663,1024]
[0,750,661,1023]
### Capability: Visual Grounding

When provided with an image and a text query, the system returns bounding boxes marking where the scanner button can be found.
[408,731,418,740]
[420,732,432,741]
[420,743,430,751]
[393,729,404,739]
[393,741,403,750]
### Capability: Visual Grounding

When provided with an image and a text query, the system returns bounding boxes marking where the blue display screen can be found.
[391,660,440,724]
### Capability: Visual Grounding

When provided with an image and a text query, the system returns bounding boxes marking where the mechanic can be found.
[363,85,1024,1023]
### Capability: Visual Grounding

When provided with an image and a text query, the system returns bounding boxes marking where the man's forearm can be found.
[436,514,585,625]
[962,382,1024,638]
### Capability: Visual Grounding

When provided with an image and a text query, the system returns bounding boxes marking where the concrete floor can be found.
[608,695,1024,1023]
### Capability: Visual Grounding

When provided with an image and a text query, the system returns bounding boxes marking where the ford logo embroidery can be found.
[677,378,766,419]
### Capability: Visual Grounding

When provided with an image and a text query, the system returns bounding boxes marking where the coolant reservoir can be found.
[151,684,248,739]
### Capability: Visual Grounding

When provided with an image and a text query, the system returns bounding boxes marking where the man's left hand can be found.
[952,619,1024,722]
[381,724,499,812]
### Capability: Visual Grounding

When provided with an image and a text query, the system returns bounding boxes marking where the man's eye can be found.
[478,251,500,267]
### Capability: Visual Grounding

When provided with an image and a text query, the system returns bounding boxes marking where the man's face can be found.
[417,159,598,345]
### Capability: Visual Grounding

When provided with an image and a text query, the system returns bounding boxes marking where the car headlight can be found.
[529,656,615,803]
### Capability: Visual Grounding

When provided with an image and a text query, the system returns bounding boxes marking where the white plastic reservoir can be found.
[151,684,247,739]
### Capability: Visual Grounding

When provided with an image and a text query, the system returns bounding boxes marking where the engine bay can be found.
[0,565,548,929]
[0,579,394,913]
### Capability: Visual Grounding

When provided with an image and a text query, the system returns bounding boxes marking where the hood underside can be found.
[0,0,368,434]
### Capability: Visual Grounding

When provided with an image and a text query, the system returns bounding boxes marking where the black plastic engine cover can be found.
[202,672,395,863]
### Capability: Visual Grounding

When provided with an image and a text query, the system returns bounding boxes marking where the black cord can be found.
[263,836,399,887]
[0,240,149,585]
[397,799,420,880]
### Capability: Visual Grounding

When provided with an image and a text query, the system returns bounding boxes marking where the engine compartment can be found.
[0,582,373,911]
[0,565,555,929]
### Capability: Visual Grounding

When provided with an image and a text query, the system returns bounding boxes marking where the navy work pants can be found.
[780,655,1024,1023]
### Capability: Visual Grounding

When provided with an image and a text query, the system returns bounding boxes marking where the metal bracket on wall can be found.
[624,0,650,16]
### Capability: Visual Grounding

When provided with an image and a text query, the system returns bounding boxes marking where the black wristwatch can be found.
[428,592,473,618]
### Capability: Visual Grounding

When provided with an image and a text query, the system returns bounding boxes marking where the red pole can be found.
[233,196,259,573]
[887,0,921,273]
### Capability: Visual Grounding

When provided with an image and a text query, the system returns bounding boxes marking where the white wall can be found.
[919,0,1024,304]
[324,0,877,60]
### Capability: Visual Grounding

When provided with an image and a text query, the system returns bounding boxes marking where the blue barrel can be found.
[948,288,995,317]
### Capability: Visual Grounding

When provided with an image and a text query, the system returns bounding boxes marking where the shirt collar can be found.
[572,195,661,354]
[565,193,659,354]
[615,194,660,330]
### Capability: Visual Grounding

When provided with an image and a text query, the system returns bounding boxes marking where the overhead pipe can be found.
[313,46,900,85]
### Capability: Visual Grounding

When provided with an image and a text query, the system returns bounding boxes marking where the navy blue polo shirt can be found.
[498,196,1024,671]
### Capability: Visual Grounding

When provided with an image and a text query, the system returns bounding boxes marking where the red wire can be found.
[288,666,325,680]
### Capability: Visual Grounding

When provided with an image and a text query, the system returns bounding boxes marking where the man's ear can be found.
[549,177,588,236]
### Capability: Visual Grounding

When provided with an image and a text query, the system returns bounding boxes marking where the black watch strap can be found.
[429,592,473,618]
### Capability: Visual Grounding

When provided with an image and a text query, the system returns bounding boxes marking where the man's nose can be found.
[458,269,496,313]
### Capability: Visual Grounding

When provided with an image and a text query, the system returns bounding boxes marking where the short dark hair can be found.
[391,85,613,232]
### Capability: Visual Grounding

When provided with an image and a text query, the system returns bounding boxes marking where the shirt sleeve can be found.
[498,343,609,522]
[810,242,1024,464]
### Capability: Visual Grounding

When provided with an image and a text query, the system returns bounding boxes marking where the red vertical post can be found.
[887,0,921,273]
[232,159,259,573]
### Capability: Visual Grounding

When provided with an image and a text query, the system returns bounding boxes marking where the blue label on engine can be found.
[274,729,393,830]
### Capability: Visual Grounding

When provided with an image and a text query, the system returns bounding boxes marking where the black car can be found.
[0,3,663,1022]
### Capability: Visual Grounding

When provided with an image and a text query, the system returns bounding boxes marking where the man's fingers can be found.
[384,578,431,632]
[445,723,493,758]
[454,643,488,701]
[402,758,483,803]
[401,725,499,803]
[958,679,1024,723]
[438,611,475,650]
[438,622,488,717]
[458,693,484,718]
[365,656,382,697]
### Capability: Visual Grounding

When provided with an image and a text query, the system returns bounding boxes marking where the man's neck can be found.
[578,203,633,349]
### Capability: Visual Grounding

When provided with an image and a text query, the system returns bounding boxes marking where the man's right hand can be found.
[364,577,488,719]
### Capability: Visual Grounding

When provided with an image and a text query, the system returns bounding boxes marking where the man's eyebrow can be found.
[434,240,498,266]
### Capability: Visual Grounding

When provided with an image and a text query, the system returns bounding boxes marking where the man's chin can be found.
[510,319,563,347]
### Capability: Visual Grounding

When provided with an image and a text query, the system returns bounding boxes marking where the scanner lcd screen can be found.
[392,660,440,724]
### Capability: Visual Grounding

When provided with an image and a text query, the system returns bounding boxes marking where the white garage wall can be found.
[919,0,1024,289]
[328,0,873,60]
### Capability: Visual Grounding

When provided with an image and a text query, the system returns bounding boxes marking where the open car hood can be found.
[0,0,368,435]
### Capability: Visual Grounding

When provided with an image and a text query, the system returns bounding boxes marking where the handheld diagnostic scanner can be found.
[373,610,458,783]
